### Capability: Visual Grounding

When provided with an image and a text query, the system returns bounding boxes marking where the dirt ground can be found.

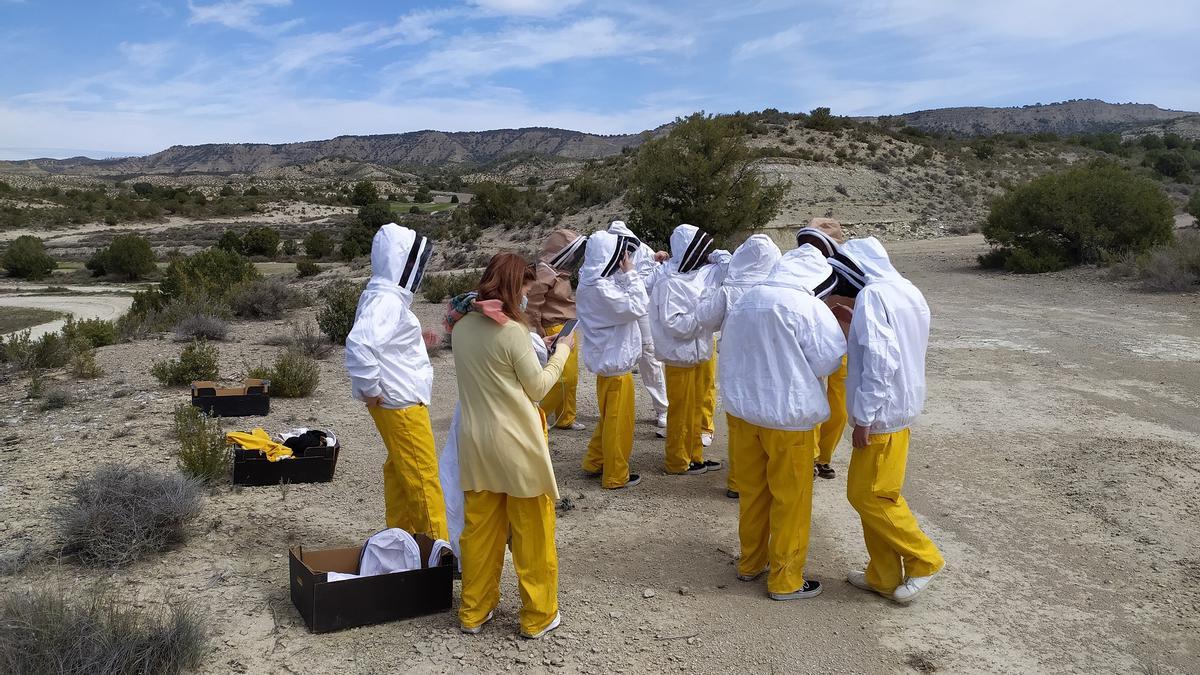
[1,233,1198,674]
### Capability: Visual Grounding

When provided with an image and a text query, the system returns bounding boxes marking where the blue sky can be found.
[1,0,1196,159]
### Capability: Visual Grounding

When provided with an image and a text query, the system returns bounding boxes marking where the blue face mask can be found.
[520,295,528,311]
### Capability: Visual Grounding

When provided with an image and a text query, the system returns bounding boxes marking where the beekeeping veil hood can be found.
[540,228,587,271]
[762,244,837,298]
[670,224,716,275]
[839,237,902,285]
[369,223,432,295]
[725,234,781,288]
[579,229,636,283]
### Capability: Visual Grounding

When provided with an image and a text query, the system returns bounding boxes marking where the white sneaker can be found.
[847,570,891,598]
[560,422,586,431]
[736,566,768,582]
[701,433,713,447]
[461,610,494,634]
[655,427,667,439]
[892,569,940,603]
[655,413,667,429]
[520,612,561,639]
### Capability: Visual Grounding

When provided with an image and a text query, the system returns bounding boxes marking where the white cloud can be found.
[269,10,453,73]
[468,0,584,17]
[118,41,174,68]
[187,0,300,36]
[399,17,692,84]
[733,26,803,61]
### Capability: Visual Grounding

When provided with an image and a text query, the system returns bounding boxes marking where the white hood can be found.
[608,220,659,284]
[580,230,636,284]
[841,237,903,283]
[725,235,781,288]
[368,223,431,295]
[669,224,716,275]
[761,244,837,297]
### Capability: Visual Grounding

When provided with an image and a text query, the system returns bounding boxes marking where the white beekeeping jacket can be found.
[718,245,847,431]
[575,229,649,376]
[648,224,731,366]
[692,234,781,338]
[842,237,930,434]
[344,223,433,408]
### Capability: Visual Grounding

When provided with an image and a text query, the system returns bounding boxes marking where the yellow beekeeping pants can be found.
[540,322,579,428]
[459,490,558,635]
[728,414,816,595]
[817,355,849,465]
[664,364,703,473]
[582,373,634,488]
[699,344,717,436]
[369,405,448,540]
[846,428,944,592]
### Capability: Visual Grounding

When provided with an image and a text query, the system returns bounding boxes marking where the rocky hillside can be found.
[0,127,653,176]
[873,99,1197,137]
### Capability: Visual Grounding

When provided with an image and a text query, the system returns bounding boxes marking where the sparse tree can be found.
[413,187,433,204]
[358,203,393,229]
[626,112,786,245]
[351,180,379,206]
[241,226,280,258]
[303,230,335,259]
[86,234,156,280]
[2,235,56,280]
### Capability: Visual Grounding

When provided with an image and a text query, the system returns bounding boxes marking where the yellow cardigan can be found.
[452,313,569,499]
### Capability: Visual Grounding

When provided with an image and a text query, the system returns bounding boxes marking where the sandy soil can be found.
[0,293,133,338]
[1,234,1198,674]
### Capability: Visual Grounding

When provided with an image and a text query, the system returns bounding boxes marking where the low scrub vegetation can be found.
[249,348,319,397]
[979,161,1173,273]
[230,278,309,319]
[173,313,229,341]
[64,316,118,348]
[0,586,207,675]
[55,463,203,567]
[316,280,362,344]
[422,271,479,303]
[41,385,75,410]
[296,259,320,277]
[173,404,231,483]
[151,340,219,386]
[1111,230,1200,292]
[85,234,157,280]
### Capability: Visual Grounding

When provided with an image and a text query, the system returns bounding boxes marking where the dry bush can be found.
[1138,230,1200,292]
[151,340,219,386]
[0,586,206,675]
[173,314,229,342]
[41,385,75,410]
[55,463,204,567]
[173,404,231,483]
[293,321,333,359]
[230,278,310,319]
[70,345,104,379]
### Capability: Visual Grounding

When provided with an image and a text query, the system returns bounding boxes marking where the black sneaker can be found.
[583,467,602,478]
[685,461,708,475]
[611,474,641,489]
[816,463,835,479]
[769,579,823,600]
[703,460,723,471]
[725,489,739,499]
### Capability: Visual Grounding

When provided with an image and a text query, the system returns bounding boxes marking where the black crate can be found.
[289,535,455,633]
[191,378,270,417]
[232,442,339,486]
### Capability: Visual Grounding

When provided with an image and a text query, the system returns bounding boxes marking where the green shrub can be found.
[0,586,206,675]
[1187,190,1200,220]
[351,180,379,206]
[70,347,103,379]
[217,229,243,253]
[979,161,1174,273]
[357,203,392,228]
[160,248,259,301]
[85,234,156,280]
[63,316,117,348]
[241,226,280,257]
[296,260,320,277]
[1152,151,1190,181]
[32,332,71,369]
[316,280,361,344]
[151,340,219,386]
[120,291,231,341]
[55,463,203,566]
[282,238,298,256]
[173,404,231,483]
[229,278,308,319]
[304,230,335,259]
[2,235,56,279]
[422,271,479,303]
[255,348,319,397]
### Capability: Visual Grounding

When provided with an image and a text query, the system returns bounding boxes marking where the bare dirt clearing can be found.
[1,234,1197,674]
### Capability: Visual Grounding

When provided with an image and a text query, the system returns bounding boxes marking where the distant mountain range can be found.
[3,100,1196,177]
[868,99,1197,137]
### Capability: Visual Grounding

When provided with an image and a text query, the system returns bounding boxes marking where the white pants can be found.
[637,315,669,417]
[437,405,465,566]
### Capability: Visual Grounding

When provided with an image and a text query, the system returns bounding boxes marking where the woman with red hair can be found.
[452,252,574,639]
